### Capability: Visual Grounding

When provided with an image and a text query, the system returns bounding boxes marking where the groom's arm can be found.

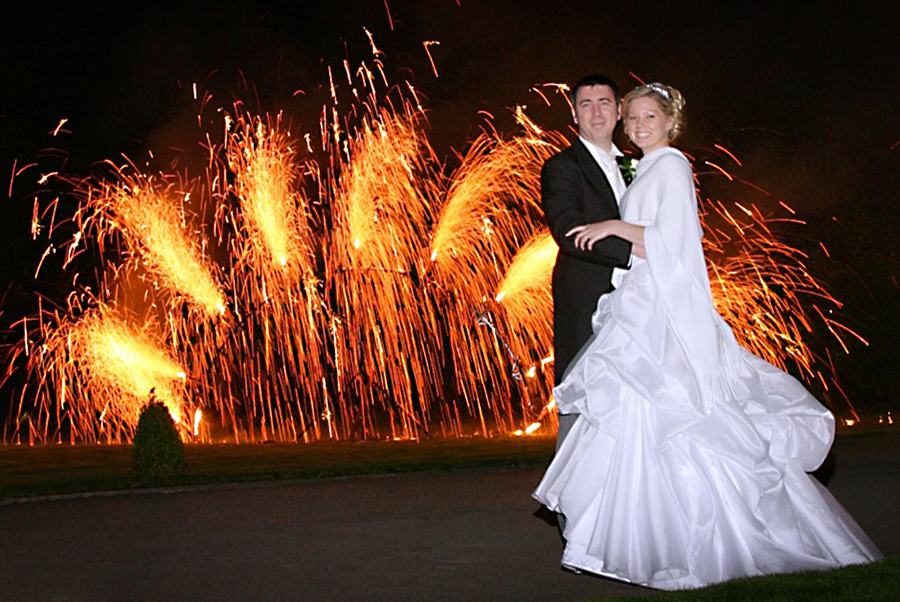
[541,155,632,267]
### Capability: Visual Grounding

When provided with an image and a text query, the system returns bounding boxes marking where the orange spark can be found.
[423,41,440,77]
[364,28,383,57]
[52,119,68,136]
[705,160,734,180]
[713,143,742,166]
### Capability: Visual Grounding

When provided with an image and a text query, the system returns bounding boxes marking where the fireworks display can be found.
[1,47,863,445]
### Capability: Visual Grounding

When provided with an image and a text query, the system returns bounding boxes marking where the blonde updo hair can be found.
[622,83,686,141]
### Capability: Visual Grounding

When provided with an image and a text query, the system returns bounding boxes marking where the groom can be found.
[542,74,632,448]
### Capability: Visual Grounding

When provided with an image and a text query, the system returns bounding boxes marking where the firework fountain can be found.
[2,53,859,444]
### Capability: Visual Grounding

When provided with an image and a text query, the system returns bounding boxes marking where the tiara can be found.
[645,83,671,100]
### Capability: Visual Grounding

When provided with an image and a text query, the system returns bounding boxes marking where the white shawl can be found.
[620,147,743,413]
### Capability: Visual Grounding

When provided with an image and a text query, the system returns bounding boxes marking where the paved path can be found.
[1,433,897,602]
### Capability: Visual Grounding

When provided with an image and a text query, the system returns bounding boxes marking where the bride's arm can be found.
[567,220,646,259]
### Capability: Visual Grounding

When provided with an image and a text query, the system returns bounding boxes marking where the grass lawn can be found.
[614,555,900,601]
[0,433,557,501]
[2,423,892,502]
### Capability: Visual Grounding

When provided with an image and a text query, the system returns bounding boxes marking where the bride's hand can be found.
[567,221,615,250]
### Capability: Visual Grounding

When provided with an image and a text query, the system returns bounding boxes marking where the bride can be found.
[533,82,882,590]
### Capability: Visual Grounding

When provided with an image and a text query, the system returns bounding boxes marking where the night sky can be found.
[3,1,898,205]
[1,1,899,406]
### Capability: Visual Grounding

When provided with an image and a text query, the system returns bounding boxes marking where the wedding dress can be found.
[533,147,882,590]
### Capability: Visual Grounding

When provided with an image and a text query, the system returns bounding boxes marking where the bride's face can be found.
[624,96,674,154]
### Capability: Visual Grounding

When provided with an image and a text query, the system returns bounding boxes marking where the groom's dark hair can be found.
[570,74,621,106]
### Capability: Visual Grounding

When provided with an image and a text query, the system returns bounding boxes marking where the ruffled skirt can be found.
[533,263,881,590]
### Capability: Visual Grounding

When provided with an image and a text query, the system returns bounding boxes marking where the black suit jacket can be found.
[541,139,632,385]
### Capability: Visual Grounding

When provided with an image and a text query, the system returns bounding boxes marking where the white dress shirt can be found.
[579,136,626,202]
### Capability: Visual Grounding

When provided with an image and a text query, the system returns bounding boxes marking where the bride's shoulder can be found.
[653,148,693,178]
[655,147,689,166]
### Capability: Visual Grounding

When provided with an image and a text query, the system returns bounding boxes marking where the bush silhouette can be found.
[133,396,186,481]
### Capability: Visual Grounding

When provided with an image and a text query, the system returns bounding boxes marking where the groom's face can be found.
[572,85,621,150]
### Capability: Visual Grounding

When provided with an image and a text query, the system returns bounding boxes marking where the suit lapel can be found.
[572,139,617,213]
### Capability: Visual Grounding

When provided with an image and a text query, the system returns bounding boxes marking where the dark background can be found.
[1,1,898,418]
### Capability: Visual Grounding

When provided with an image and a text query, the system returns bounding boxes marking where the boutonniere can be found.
[616,155,638,186]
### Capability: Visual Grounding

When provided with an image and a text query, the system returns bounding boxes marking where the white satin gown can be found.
[533,147,882,590]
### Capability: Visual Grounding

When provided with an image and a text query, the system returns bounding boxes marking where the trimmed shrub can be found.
[133,397,186,482]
